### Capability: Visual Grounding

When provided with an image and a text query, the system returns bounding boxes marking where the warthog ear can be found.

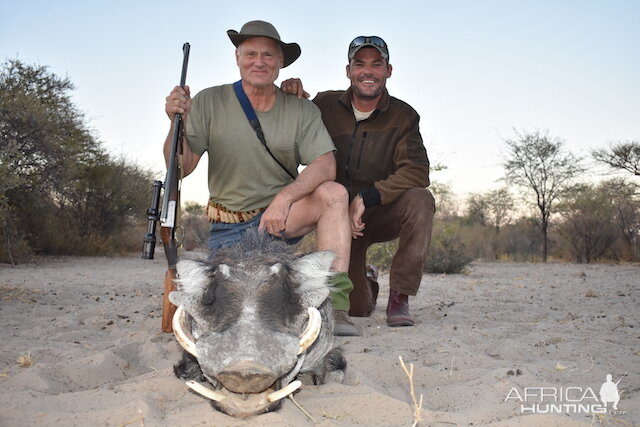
[171,260,206,308]
[292,251,335,307]
[173,260,230,309]
[178,258,231,286]
[176,260,211,296]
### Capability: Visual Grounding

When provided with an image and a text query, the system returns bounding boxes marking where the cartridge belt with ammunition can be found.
[206,199,266,224]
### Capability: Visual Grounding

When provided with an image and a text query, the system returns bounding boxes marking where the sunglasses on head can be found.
[350,36,387,49]
[348,36,389,61]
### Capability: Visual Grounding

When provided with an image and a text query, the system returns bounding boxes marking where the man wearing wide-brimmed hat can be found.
[163,20,360,336]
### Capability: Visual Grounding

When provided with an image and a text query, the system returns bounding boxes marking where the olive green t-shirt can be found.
[186,84,335,212]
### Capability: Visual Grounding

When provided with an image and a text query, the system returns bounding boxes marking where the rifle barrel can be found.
[160,42,190,226]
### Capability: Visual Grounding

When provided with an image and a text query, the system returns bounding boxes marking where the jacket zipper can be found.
[345,121,360,193]
[356,131,368,169]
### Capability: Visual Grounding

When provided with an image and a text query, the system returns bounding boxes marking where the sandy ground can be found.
[0,254,638,427]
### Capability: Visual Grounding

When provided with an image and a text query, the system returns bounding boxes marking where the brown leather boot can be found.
[334,310,361,336]
[386,290,415,327]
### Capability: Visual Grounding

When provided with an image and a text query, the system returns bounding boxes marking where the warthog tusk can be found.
[267,380,302,402]
[297,307,321,355]
[186,379,301,405]
[175,306,311,412]
[173,306,198,358]
[186,380,226,402]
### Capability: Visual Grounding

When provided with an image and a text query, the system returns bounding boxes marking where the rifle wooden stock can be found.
[162,266,178,333]
[160,42,190,333]
[160,225,179,332]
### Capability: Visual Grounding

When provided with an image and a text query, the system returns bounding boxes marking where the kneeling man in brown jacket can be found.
[284,35,435,328]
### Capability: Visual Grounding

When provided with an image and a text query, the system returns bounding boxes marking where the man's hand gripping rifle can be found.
[142,42,190,333]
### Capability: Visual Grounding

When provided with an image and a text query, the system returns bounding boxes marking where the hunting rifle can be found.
[142,42,190,332]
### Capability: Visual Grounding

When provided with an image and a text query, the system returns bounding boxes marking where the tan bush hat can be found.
[227,20,301,68]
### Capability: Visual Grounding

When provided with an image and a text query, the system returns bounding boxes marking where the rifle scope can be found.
[142,180,163,259]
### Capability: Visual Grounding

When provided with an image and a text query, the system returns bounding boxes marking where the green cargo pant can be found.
[329,272,353,312]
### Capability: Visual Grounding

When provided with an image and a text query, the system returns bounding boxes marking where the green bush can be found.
[366,240,398,272]
[181,203,210,252]
[423,223,474,274]
[0,205,33,264]
[0,59,156,262]
[364,232,474,275]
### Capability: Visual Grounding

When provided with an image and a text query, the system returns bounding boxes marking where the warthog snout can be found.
[217,361,277,393]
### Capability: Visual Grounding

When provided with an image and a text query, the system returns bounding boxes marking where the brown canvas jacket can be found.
[313,88,430,207]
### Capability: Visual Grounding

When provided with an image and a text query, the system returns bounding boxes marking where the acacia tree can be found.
[485,187,514,233]
[0,59,96,260]
[557,183,618,263]
[464,193,488,226]
[0,60,101,194]
[1,59,152,260]
[430,181,457,220]
[502,130,584,262]
[592,140,640,176]
[464,188,513,232]
[600,179,640,260]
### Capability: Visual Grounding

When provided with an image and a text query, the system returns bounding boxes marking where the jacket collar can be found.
[338,87,391,113]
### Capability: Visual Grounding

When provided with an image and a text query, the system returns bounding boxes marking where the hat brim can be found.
[227,30,301,68]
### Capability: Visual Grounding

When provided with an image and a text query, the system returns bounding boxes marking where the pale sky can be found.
[2,0,639,204]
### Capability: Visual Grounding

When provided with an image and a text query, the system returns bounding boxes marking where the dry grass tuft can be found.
[290,395,317,423]
[593,412,633,426]
[117,409,145,427]
[399,356,424,427]
[17,352,33,368]
[0,283,41,304]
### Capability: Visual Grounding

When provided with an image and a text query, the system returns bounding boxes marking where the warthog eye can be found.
[255,268,303,325]
[200,264,231,306]
[201,284,216,306]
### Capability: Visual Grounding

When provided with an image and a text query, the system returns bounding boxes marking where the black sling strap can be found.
[232,80,296,180]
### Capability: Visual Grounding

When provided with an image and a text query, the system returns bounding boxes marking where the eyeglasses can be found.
[348,36,389,60]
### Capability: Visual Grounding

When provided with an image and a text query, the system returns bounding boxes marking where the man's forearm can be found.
[275,151,336,205]
[163,125,200,177]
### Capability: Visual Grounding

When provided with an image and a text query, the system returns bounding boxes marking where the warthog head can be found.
[169,235,346,417]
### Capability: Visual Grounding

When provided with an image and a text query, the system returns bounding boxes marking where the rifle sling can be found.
[232,80,296,180]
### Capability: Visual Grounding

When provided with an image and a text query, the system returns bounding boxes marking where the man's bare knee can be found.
[314,181,348,208]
